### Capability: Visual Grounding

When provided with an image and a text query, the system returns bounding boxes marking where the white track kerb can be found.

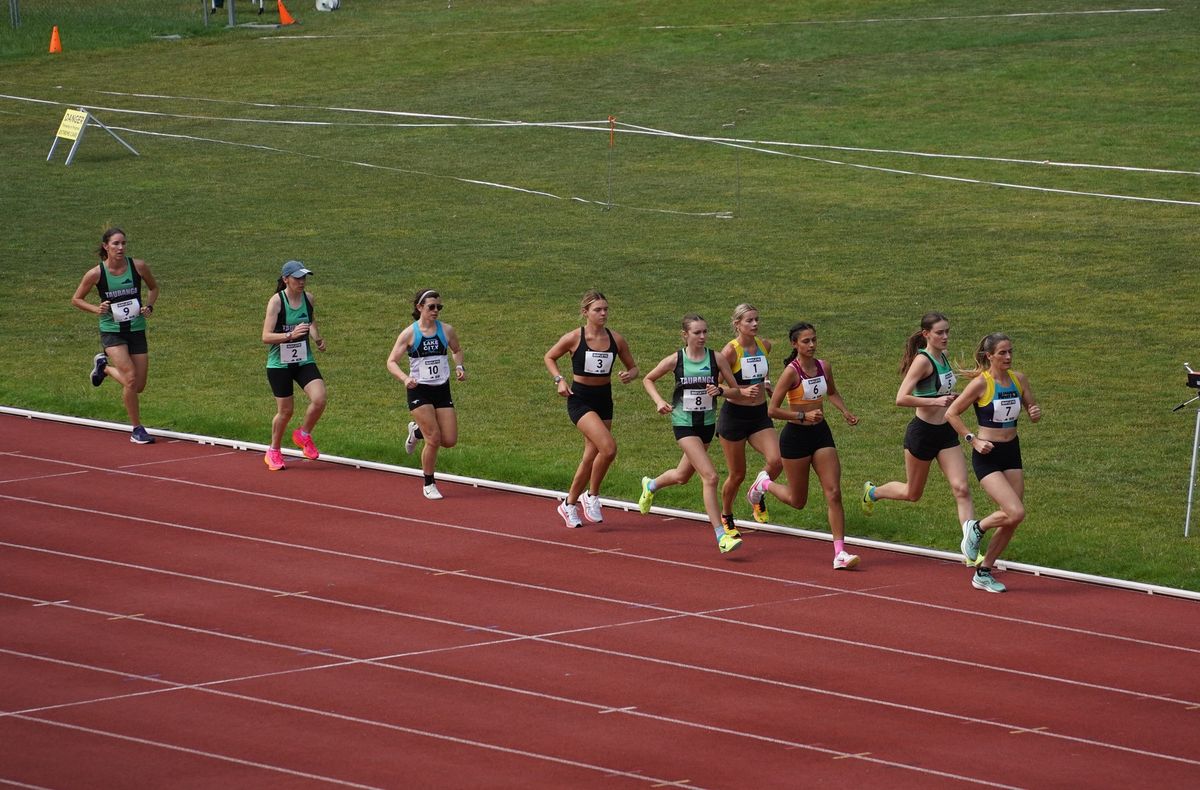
[4,405,1196,602]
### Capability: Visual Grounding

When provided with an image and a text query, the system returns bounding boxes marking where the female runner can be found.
[638,314,749,553]
[719,303,781,532]
[387,288,466,500]
[544,290,638,528]
[70,227,160,444]
[861,312,977,538]
[945,332,1041,593]
[747,322,861,569]
[261,260,327,471]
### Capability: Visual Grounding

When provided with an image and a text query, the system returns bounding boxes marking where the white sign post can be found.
[47,107,139,166]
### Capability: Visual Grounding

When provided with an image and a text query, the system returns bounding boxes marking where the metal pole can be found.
[1186,407,1200,537]
[10,0,21,29]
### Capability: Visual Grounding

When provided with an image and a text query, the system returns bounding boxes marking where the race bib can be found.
[938,370,957,395]
[413,355,450,385]
[280,340,308,364]
[584,350,614,375]
[110,298,140,322]
[742,354,767,381]
[683,388,713,412]
[994,396,1020,423]
[802,375,826,401]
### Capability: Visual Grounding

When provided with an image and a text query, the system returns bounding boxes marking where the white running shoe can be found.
[746,470,770,506]
[557,500,583,528]
[422,483,443,500]
[405,421,420,454]
[833,550,860,570]
[579,491,604,523]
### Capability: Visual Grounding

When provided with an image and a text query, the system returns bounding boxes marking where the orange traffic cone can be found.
[48,26,62,54]
[278,1,296,25]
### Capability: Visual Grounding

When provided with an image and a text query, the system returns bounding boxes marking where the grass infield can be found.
[1,1,1198,590]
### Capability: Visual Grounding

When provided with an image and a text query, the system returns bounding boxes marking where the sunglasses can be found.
[424,303,444,311]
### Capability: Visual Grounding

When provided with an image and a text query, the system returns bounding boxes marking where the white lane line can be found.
[6,595,1197,769]
[0,647,1014,788]
[7,714,386,789]
[0,471,89,485]
[5,538,1200,761]
[260,7,1169,38]
[3,481,1196,655]
[117,451,239,470]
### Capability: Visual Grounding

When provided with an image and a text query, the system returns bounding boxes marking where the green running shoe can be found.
[861,481,875,516]
[972,568,1006,593]
[960,520,983,565]
[638,476,655,515]
[718,533,743,554]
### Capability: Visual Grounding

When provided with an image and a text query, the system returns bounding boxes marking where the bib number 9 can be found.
[110,298,140,322]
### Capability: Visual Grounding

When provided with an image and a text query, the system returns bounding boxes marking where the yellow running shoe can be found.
[752,495,769,524]
[718,533,742,554]
[721,514,741,539]
[638,476,655,515]
[861,481,875,516]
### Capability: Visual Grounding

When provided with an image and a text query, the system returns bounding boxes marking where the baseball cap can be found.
[281,260,313,278]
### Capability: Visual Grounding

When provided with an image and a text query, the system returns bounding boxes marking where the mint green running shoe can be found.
[972,568,1006,593]
[861,481,875,516]
[960,519,983,565]
[638,476,655,515]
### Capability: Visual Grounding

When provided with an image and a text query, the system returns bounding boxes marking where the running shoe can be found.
[90,353,107,387]
[557,500,583,528]
[580,491,604,523]
[638,476,655,515]
[404,421,420,454]
[752,494,770,524]
[746,470,770,505]
[960,519,983,566]
[861,481,875,516]
[721,514,741,539]
[264,447,286,471]
[292,429,319,460]
[422,483,443,500]
[718,533,742,554]
[972,567,1006,593]
[129,425,155,445]
[833,550,860,570]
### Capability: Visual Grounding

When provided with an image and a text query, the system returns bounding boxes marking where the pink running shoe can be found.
[264,447,286,471]
[292,429,319,460]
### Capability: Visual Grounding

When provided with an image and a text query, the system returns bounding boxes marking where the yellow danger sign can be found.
[47,107,138,166]
[55,108,89,141]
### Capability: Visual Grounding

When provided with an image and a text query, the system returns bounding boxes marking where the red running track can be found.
[1,413,1198,789]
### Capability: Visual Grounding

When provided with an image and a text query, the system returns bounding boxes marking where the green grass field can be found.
[2,1,1198,590]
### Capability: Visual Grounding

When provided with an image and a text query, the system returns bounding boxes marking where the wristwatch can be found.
[553,375,564,384]
[964,433,976,443]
